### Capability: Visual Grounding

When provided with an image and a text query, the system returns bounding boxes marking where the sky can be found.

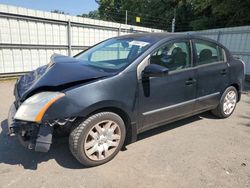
[0,0,99,15]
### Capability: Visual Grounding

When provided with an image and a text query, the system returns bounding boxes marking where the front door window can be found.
[150,41,191,71]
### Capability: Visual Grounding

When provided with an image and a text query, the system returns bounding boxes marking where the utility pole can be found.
[125,10,128,25]
[171,9,176,32]
[171,17,175,32]
[67,19,72,56]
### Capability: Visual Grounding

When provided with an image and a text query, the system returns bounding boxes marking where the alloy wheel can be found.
[84,120,121,161]
[223,90,237,115]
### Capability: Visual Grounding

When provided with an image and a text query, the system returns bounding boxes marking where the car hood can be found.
[16,54,112,100]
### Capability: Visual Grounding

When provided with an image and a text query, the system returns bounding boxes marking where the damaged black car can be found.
[8,33,245,167]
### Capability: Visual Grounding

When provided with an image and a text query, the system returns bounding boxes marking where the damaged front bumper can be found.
[8,103,54,152]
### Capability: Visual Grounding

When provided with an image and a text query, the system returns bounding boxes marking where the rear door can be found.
[192,39,229,111]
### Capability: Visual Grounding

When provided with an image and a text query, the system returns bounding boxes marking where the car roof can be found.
[117,32,220,45]
[117,32,182,41]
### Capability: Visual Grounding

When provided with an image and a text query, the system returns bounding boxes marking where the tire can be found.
[69,112,126,167]
[211,86,238,118]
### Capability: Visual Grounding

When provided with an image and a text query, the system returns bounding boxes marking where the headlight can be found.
[14,92,65,123]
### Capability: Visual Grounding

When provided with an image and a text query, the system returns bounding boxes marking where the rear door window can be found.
[193,39,225,65]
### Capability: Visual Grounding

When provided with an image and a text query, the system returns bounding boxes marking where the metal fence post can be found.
[118,25,121,36]
[67,19,72,56]
[217,31,221,42]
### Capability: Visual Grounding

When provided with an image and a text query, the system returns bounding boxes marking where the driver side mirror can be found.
[142,64,169,78]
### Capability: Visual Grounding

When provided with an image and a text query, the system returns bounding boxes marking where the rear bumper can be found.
[7,103,53,152]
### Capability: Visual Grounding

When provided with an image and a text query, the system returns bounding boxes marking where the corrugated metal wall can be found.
[189,26,250,76]
[0,4,163,75]
[2,4,249,77]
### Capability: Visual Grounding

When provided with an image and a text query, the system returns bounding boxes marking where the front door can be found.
[138,40,197,131]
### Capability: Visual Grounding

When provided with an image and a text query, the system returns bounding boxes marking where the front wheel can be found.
[211,86,238,118]
[69,112,126,167]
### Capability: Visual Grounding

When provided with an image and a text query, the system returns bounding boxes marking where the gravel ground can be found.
[0,80,250,188]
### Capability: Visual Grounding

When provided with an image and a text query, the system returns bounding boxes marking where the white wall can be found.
[0,4,163,74]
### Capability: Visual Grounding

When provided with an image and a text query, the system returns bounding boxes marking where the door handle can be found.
[185,78,196,85]
[220,69,227,75]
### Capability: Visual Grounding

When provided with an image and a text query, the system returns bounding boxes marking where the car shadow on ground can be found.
[239,81,250,127]
[0,119,82,170]
[243,81,250,92]
[0,111,216,170]
[238,113,250,127]
[137,112,212,141]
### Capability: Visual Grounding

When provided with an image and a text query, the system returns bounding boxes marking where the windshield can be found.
[75,37,153,72]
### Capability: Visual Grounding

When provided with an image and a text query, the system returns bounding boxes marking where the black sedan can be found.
[8,33,245,167]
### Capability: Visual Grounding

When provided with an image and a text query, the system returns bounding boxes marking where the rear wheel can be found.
[69,112,126,167]
[211,86,238,118]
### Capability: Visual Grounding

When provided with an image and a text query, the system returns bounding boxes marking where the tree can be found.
[96,0,173,30]
[96,0,196,31]
[96,0,250,31]
[51,10,68,15]
[78,10,100,19]
[189,0,250,30]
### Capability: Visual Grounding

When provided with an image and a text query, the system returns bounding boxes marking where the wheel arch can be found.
[230,83,241,102]
[87,106,137,146]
